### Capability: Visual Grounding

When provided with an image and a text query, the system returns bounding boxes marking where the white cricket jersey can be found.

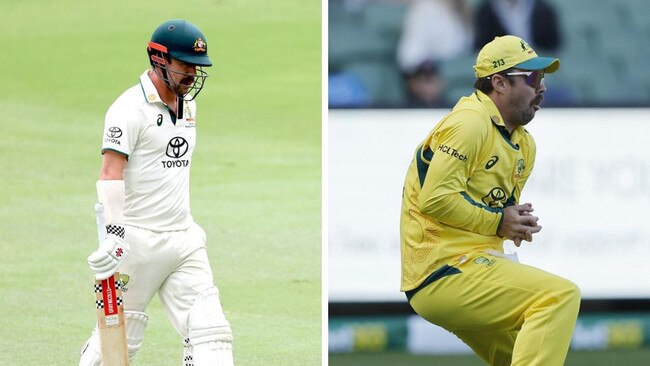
[101,70,199,231]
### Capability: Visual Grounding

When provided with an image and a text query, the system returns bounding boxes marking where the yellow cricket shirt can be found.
[400,90,536,291]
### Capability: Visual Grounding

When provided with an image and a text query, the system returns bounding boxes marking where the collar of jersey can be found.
[139,70,164,104]
[473,90,524,147]
[473,90,506,128]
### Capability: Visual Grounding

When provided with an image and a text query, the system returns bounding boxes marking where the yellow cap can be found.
[473,35,560,78]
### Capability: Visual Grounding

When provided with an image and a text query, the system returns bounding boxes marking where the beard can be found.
[523,95,544,123]
[511,94,542,126]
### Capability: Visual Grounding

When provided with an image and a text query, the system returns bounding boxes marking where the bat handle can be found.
[95,203,107,245]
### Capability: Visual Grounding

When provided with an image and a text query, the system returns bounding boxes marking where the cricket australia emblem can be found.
[193,37,206,52]
[514,159,525,179]
[119,273,130,292]
[474,256,496,268]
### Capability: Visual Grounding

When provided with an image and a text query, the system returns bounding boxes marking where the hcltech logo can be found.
[105,127,123,145]
[436,144,468,163]
[162,137,190,168]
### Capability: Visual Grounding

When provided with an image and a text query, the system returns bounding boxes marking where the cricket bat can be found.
[94,203,129,365]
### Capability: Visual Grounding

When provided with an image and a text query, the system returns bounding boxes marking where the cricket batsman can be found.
[79,19,234,365]
[400,35,581,365]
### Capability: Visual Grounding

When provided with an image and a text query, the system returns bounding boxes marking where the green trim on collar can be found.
[139,81,148,103]
[139,70,163,104]
[165,105,177,125]
[495,124,520,150]
[474,90,521,150]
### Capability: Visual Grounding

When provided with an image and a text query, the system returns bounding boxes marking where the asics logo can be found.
[485,156,499,170]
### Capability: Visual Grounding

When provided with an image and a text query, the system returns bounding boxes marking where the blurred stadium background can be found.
[328,0,650,108]
[328,0,650,364]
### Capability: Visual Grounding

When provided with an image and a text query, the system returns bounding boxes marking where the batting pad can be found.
[188,287,233,345]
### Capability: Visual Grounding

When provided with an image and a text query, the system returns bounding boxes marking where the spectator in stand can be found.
[473,0,562,51]
[402,60,446,108]
[397,0,473,107]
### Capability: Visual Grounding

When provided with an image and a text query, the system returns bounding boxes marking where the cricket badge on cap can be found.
[520,40,534,54]
[193,37,206,52]
[473,35,559,78]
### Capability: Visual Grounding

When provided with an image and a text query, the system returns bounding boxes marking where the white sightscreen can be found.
[328,108,650,301]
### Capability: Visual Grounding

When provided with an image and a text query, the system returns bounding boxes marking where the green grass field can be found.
[329,349,650,366]
[0,1,320,365]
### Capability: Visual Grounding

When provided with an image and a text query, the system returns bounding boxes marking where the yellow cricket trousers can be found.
[408,251,581,366]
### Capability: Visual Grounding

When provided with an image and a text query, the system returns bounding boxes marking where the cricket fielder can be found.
[400,35,580,365]
[80,19,234,366]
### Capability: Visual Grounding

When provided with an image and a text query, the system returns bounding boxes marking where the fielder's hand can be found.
[497,203,542,247]
[87,234,129,280]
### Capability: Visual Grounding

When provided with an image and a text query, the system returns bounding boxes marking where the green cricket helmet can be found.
[147,19,212,100]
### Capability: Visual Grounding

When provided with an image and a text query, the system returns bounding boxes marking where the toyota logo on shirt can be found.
[105,127,123,145]
[106,127,123,138]
[166,137,189,158]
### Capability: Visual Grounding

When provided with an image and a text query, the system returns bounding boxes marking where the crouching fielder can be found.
[400,36,580,366]
[79,19,234,366]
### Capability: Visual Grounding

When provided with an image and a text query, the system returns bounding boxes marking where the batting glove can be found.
[87,234,130,280]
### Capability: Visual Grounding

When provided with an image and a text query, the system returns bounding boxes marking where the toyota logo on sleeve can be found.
[104,126,123,145]
[106,127,123,138]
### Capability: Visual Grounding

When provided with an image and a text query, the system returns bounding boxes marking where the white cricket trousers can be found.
[80,221,234,366]
[121,221,216,336]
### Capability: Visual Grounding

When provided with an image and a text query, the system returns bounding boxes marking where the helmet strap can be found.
[176,97,184,119]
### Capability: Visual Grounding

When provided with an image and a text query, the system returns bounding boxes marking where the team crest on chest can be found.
[514,159,525,179]
[184,105,195,126]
